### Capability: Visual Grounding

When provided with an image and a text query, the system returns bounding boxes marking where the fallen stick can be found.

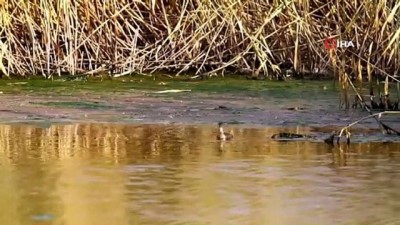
[339,111,400,136]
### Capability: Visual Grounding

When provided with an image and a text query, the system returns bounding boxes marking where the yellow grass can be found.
[0,0,398,79]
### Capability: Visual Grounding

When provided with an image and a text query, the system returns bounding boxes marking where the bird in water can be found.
[217,122,233,141]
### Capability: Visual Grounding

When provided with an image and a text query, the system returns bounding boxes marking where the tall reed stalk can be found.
[0,0,398,79]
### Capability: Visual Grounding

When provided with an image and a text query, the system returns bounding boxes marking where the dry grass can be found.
[0,0,399,79]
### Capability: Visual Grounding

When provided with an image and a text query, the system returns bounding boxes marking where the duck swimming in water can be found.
[217,122,233,141]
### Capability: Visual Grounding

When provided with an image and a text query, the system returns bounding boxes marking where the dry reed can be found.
[0,0,398,79]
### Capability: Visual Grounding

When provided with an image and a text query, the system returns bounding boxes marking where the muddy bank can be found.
[0,78,399,135]
[0,88,392,129]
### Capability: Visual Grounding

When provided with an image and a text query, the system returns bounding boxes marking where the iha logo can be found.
[324,38,355,50]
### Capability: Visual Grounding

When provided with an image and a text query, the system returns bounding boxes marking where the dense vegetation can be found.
[0,0,399,80]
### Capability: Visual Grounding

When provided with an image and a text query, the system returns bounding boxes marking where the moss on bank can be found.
[0,75,337,100]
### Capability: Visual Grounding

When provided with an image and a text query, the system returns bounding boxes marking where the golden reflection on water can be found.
[0,123,399,225]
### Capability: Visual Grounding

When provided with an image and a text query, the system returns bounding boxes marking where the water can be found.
[0,123,400,225]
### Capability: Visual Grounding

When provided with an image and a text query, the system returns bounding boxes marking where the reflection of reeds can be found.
[0,1,398,78]
[0,124,325,163]
[0,123,211,163]
[1,123,398,166]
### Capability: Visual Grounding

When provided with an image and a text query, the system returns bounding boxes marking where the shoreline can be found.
[0,78,399,140]
[0,90,389,128]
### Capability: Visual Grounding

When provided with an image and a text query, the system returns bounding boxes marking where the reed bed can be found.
[0,0,399,79]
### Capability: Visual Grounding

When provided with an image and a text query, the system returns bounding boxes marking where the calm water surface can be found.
[0,123,400,225]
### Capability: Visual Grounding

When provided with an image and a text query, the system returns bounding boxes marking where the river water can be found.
[0,123,399,225]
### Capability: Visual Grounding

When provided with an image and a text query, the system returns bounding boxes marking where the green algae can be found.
[0,75,338,100]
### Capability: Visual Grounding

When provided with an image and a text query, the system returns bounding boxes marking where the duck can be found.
[216,122,233,141]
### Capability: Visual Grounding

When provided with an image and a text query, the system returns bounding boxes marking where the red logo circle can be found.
[324,38,337,50]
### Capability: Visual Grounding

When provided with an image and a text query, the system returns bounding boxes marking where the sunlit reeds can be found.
[0,0,398,78]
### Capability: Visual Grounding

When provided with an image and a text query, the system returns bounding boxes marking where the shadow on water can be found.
[0,123,400,225]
